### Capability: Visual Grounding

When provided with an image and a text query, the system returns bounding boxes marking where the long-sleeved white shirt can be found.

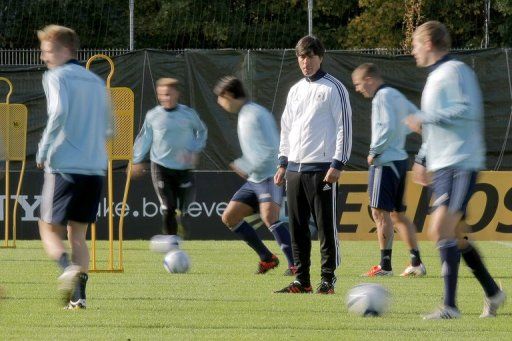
[370,85,418,166]
[233,102,279,183]
[279,70,352,171]
[418,56,486,171]
[36,60,111,175]
[133,104,207,170]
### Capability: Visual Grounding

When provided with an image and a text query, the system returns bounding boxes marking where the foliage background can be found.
[1,0,511,50]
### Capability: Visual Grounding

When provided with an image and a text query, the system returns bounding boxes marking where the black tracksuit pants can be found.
[286,170,340,285]
[150,162,194,235]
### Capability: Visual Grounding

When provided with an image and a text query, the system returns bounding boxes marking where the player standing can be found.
[405,21,506,319]
[274,35,352,294]
[214,76,295,275]
[351,63,426,277]
[37,25,111,309]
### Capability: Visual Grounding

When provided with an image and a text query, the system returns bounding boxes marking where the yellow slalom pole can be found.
[118,161,132,271]
[1,77,13,248]
[86,54,132,273]
[11,160,25,248]
[108,160,114,270]
[91,223,97,271]
[3,160,9,247]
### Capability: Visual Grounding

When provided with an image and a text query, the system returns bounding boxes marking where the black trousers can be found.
[286,170,340,285]
[150,162,194,235]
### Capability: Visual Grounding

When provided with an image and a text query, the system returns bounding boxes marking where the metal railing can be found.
[0,47,492,66]
[0,48,130,66]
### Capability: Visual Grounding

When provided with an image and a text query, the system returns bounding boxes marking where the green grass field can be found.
[1,240,511,340]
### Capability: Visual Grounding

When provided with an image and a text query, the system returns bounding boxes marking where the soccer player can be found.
[132,78,207,242]
[351,63,426,277]
[36,25,111,309]
[274,35,352,294]
[214,76,295,275]
[405,21,506,319]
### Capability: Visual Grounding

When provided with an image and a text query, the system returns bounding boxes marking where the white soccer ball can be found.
[149,234,181,253]
[346,283,391,317]
[163,250,190,274]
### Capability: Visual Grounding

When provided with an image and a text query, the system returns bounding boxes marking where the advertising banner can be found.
[338,171,512,240]
[2,170,512,241]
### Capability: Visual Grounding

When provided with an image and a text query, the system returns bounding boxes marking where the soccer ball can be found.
[346,283,391,317]
[149,234,181,253]
[163,250,190,274]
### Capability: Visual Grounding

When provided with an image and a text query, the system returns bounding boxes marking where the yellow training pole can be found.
[86,54,133,272]
[0,77,26,249]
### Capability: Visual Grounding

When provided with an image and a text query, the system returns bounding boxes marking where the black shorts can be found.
[368,159,408,212]
[39,172,104,225]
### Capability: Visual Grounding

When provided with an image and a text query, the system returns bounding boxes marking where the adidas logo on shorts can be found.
[322,184,331,191]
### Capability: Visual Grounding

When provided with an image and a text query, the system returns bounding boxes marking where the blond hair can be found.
[413,21,451,51]
[156,78,179,88]
[37,25,79,56]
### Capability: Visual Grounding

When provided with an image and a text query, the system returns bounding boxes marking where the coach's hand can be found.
[274,167,286,186]
[37,162,44,169]
[324,167,340,184]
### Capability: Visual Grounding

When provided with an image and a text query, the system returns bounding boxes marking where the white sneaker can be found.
[480,289,506,318]
[65,298,86,310]
[58,265,81,301]
[400,263,427,277]
[423,305,461,320]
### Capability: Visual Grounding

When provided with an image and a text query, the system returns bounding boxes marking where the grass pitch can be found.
[1,240,511,340]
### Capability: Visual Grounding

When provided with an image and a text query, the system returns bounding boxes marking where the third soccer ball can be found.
[163,250,190,274]
[346,283,391,317]
[149,234,181,253]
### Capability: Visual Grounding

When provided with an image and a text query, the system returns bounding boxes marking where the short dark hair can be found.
[213,76,246,99]
[352,63,382,79]
[295,35,325,58]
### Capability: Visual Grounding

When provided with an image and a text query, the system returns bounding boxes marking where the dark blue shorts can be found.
[431,168,477,214]
[368,159,408,212]
[231,177,284,212]
[39,172,104,225]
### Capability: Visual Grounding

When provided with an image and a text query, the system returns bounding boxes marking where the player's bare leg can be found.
[65,221,89,309]
[362,208,393,276]
[39,220,79,305]
[391,212,426,277]
[222,201,277,273]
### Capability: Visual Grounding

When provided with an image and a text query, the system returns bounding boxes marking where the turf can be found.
[1,240,511,340]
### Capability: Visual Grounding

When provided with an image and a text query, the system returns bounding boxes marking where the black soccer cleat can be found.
[316,281,335,294]
[274,281,313,293]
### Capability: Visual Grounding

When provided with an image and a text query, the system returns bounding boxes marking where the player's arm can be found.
[233,113,274,177]
[416,67,474,125]
[412,141,429,186]
[275,92,293,185]
[131,114,153,176]
[189,109,208,152]
[368,93,396,164]
[36,72,68,168]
